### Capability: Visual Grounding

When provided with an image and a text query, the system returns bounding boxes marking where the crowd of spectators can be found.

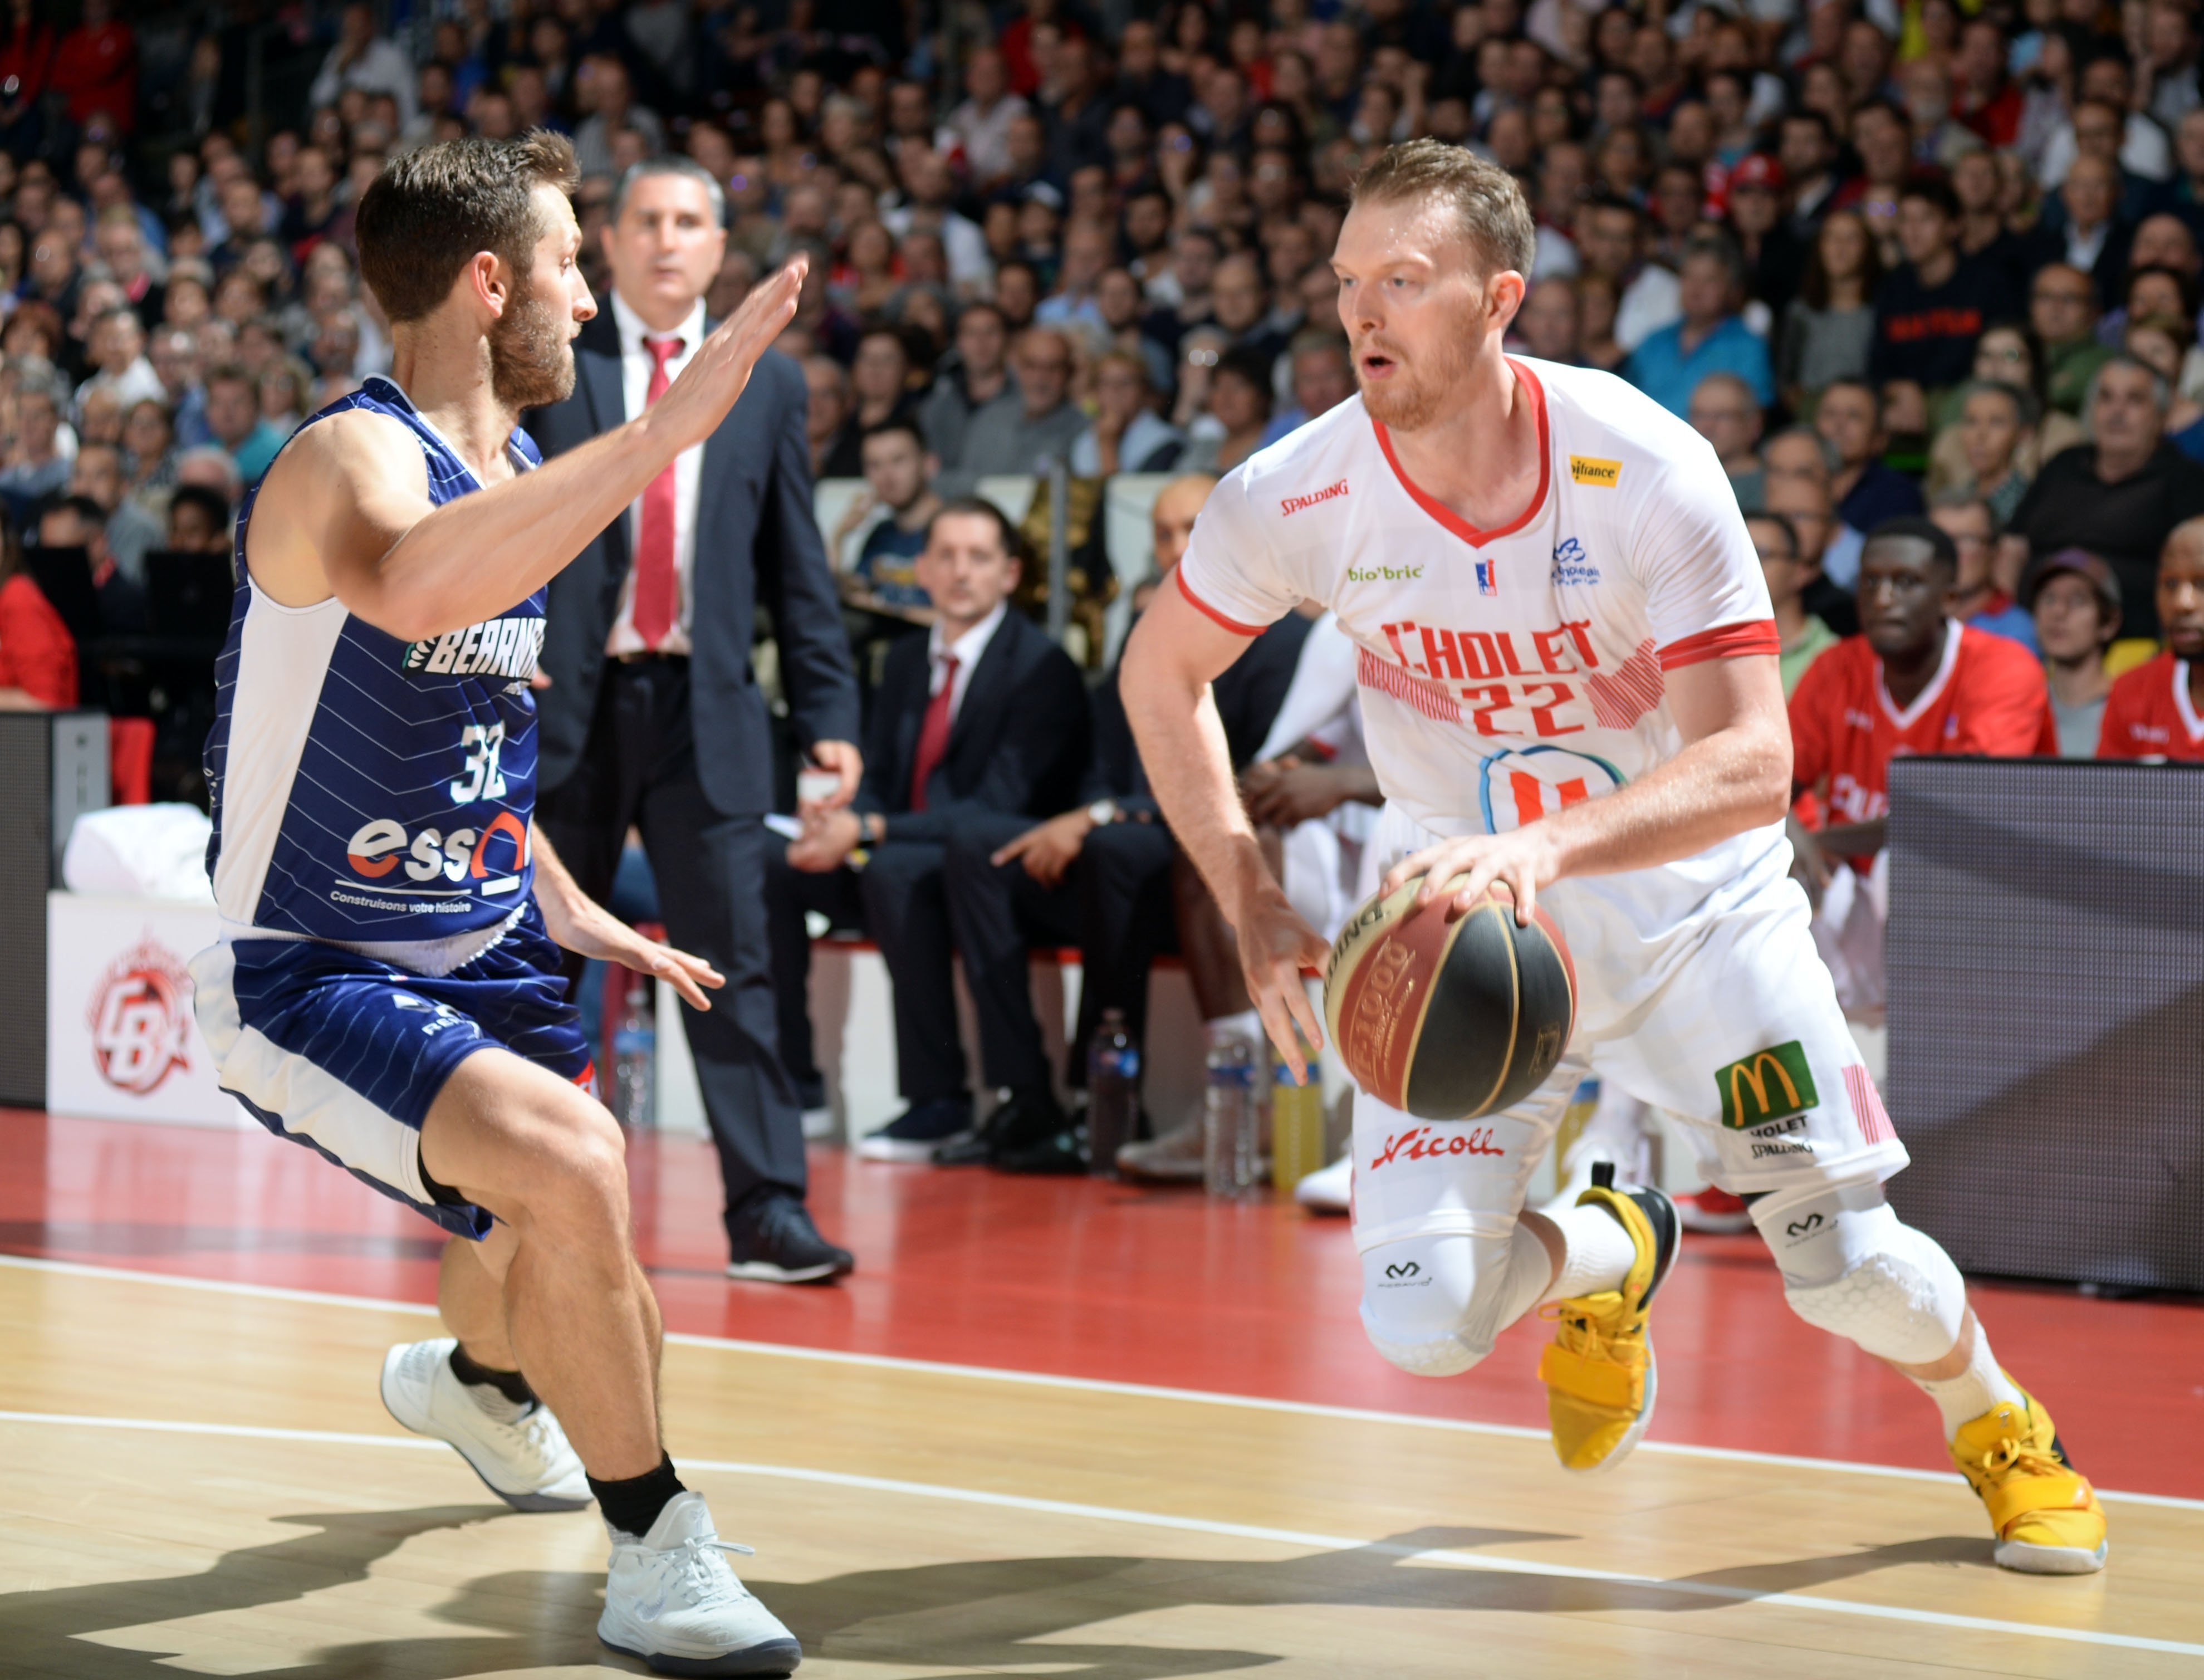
[4,0,2204,1163]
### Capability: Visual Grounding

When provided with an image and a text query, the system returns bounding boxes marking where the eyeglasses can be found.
[1980,344,2027,361]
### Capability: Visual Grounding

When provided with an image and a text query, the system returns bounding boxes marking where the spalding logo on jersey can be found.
[400,615,545,681]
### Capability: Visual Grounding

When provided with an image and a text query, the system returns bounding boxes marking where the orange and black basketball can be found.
[1323,875,1577,1120]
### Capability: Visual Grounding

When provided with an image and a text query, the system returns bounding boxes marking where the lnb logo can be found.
[1346,563,1424,582]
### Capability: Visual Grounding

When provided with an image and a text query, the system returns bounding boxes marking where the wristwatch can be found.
[1086,798,1120,827]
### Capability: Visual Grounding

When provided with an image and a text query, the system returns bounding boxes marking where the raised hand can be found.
[644,255,807,457]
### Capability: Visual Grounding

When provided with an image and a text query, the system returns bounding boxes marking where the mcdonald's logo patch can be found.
[1569,455,1622,487]
[1716,1041,1818,1129]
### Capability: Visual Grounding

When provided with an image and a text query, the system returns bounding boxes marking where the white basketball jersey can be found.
[1176,356,1782,944]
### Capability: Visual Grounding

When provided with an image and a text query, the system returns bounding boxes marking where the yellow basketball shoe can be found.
[1535,1164,1681,1474]
[1950,1385,2108,1575]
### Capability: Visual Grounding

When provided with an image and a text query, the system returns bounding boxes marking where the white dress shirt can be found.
[927,599,1008,730]
[605,290,708,656]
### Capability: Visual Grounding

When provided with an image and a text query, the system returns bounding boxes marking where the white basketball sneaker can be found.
[378,1338,591,1512]
[599,1491,804,1675]
[1292,1152,1351,1213]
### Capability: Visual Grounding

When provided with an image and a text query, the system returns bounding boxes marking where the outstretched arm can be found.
[1123,581,1329,1081]
[528,822,724,1011]
[248,261,806,642]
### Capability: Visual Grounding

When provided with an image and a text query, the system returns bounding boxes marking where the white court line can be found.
[3,1251,2197,1514]
[0,1407,2196,1661]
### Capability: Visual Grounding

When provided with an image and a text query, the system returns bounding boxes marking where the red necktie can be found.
[632,334,682,649]
[909,653,959,812]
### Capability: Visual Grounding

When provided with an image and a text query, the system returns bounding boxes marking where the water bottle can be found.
[1086,1008,1139,1178]
[1203,1028,1262,1198]
[1271,1041,1325,1199]
[610,972,655,1128]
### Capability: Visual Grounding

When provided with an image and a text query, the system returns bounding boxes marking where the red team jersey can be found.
[2096,652,2204,761]
[1789,621,2058,823]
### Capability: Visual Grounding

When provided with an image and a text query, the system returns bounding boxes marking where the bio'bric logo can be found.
[1346,562,1424,583]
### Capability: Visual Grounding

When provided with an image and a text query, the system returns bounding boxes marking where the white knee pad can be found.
[1358,1226,1546,1378]
[1755,1189,1965,1365]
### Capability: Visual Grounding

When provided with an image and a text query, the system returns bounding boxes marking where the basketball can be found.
[1323,875,1578,1120]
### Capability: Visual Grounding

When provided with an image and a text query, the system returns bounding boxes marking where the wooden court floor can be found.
[3,1260,2200,1678]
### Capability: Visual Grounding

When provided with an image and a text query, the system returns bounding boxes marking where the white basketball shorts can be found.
[1349,802,1909,1253]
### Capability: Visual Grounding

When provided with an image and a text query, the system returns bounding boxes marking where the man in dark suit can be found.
[939,474,1312,1170]
[771,497,1090,1165]
[526,156,864,1284]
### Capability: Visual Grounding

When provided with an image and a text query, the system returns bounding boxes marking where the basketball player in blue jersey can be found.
[190,133,812,1674]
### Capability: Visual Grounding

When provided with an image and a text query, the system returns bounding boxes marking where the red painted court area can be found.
[4,1106,2200,1498]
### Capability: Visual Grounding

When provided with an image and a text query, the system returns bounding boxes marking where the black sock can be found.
[589,1454,688,1539]
[448,1344,537,1408]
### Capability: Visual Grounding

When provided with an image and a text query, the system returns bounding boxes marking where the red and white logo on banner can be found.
[86,937,194,1095]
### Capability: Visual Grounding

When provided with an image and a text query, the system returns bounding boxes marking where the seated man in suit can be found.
[940,473,1312,1170]
[771,497,1091,1162]
[37,493,148,635]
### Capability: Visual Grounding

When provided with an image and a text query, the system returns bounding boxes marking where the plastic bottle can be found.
[1271,1041,1325,1199]
[610,971,655,1129]
[1086,1008,1140,1178]
[1203,1028,1262,1198]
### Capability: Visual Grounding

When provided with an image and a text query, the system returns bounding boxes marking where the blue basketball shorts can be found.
[189,903,592,1240]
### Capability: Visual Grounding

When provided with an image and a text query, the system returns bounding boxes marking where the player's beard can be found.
[488,277,576,409]
[1355,319,1476,432]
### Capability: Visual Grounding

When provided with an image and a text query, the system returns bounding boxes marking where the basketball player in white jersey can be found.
[197,134,813,1671]
[1123,141,2106,1576]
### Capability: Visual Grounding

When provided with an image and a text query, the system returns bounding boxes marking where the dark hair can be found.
[169,483,233,531]
[954,300,1007,334]
[205,360,255,394]
[1351,138,1537,278]
[355,131,580,323]
[925,495,1023,561]
[1212,346,1277,412]
[1853,95,1908,131]
[1866,514,1960,577]
[1798,208,1884,310]
[1898,175,1961,222]
[40,492,109,533]
[1781,107,1835,146]
[1581,190,1642,226]
[1746,510,1800,558]
[1976,318,2050,407]
[860,416,928,455]
[2126,262,2201,323]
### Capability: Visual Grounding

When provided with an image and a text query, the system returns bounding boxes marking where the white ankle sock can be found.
[1537,1203,1639,1305]
[1912,1322,2024,1440]
[1494,1221,1558,1330]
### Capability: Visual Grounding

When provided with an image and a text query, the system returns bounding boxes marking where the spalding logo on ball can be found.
[1323,875,1576,1120]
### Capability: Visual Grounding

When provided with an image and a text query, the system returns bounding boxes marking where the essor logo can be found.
[1346,564,1424,582]
[347,811,531,890]
[1369,1125,1505,1170]
[1280,478,1348,517]
[86,938,193,1095]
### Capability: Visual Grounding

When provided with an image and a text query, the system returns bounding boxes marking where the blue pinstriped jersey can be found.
[204,375,548,947]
